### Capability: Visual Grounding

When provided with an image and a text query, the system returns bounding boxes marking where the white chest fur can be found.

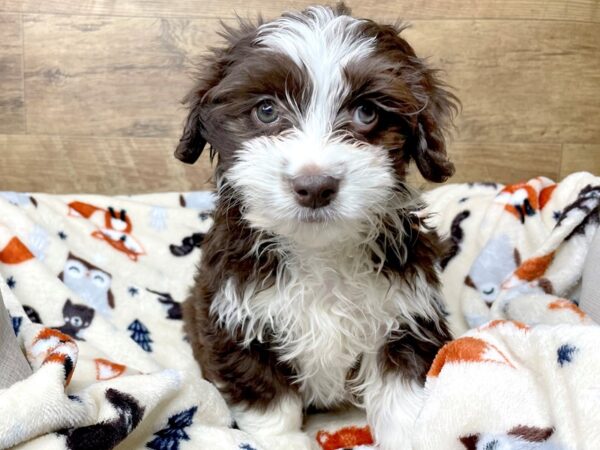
[211,247,436,408]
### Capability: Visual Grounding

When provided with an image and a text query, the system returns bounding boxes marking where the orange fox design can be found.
[428,336,515,378]
[539,184,557,209]
[0,237,35,264]
[479,319,530,331]
[513,252,555,282]
[548,299,587,320]
[496,179,556,223]
[94,358,126,380]
[31,328,77,386]
[68,201,145,261]
[316,425,374,450]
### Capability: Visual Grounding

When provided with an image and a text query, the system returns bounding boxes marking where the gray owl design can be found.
[55,299,95,341]
[59,253,114,317]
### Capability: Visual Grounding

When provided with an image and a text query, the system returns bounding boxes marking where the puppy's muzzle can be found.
[291,175,340,209]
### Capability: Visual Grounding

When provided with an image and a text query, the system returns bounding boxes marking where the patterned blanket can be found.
[0,172,599,450]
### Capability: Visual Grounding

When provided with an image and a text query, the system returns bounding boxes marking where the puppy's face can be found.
[176,5,457,246]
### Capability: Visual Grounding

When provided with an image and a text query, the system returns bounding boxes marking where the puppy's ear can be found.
[410,67,459,183]
[175,96,207,164]
[174,18,261,165]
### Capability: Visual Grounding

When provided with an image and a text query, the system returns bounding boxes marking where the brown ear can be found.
[410,68,459,183]
[175,19,261,165]
[174,98,207,164]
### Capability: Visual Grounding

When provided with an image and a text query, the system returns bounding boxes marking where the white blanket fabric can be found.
[0,172,599,450]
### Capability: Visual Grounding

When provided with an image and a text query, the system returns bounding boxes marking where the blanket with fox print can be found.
[0,171,599,450]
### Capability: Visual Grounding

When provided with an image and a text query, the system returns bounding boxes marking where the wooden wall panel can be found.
[0,135,213,194]
[23,15,223,137]
[404,20,600,144]
[0,1,598,194]
[0,14,25,134]
[561,144,600,179]
[1,0,598,22]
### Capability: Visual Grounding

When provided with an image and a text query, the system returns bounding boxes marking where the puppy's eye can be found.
[255,100,279,124]
[352,102,378,130]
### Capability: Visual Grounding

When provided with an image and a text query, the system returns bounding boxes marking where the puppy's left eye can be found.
[352,102,378,130]
[255,100,279,124]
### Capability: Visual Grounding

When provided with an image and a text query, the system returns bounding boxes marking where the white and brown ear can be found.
[174,19,260,165]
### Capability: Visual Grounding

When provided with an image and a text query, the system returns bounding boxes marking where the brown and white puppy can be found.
[178,4,457,449]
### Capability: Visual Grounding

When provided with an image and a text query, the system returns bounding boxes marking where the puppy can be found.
[178,4,456,449]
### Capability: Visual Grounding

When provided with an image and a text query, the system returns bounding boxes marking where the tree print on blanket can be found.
[146,406,198,450]
[239,444,257,450]
[11,315,22,335]
[128,319,153,352]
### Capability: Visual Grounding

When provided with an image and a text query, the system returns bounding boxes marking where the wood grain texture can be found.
[23,14,600,145]
[561,144,600,178]
[1,0,599,22]
[24,15,224,137]
[0,1,599,193]
[408,142,562,187]
[404,20,600,144]
[0,134,213,194]
[0,14,25,134]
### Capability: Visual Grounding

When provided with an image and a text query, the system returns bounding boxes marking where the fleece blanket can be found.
[0,172,599,450]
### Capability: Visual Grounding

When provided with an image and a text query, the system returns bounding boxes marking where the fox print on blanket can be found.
[176,4,457,449]
[68,201,146,261]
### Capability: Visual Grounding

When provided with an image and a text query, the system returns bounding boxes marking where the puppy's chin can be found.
[243,208,367,248]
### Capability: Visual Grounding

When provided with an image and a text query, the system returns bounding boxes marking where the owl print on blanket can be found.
[59,253,114,317]
[464,234,521,305]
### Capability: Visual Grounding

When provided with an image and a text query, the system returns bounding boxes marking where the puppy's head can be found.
[176,4,458,246]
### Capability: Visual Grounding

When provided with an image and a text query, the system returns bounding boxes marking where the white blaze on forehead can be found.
[255,6,375,136]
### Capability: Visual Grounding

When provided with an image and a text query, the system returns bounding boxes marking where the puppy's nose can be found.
[291,175,340,209]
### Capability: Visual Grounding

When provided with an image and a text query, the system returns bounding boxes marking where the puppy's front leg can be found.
[363,318,450,450]
[364,372,425,450]
[232,394,303,435]
[232,395,313,449]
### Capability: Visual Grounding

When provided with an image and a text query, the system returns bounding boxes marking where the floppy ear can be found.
[174,19,261,165]
[174,95,207,164]
[410,67,459,183]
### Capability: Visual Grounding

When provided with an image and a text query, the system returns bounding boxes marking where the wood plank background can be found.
[0,0,599,194]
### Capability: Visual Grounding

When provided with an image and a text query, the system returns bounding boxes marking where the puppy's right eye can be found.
[255,100,279,124]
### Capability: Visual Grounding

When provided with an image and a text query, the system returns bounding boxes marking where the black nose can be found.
[291,175,340,209]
